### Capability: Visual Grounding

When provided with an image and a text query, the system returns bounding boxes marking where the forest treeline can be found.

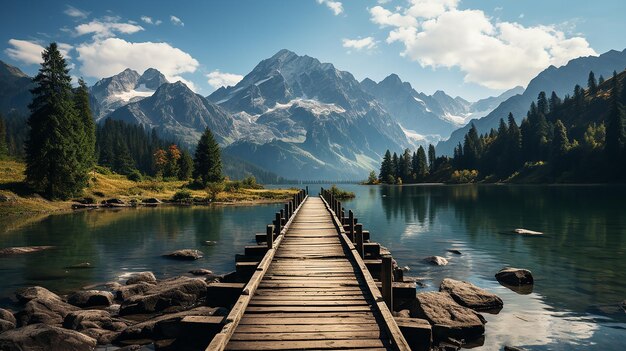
[373,70,626,184]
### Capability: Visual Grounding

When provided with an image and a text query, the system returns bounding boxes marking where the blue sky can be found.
[2,0,625,100]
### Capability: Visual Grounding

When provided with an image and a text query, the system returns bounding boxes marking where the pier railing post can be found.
[266,225,274,249]
[275,212,282,236]
[355,224,364,258]
[306,186,308,195]
[284,203,289,219]
[381,256,393,310]
[348,210,354,242]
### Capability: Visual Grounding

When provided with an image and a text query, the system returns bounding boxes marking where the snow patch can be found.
[112,85,155,102]
[265,99,346,116]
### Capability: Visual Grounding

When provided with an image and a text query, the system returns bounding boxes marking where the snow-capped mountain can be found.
[90,68,168,120]
[106,81,236,147]
[437,48,626,156]
[0,60,33,115]
[207,49,410,180]
[360,74,524,144]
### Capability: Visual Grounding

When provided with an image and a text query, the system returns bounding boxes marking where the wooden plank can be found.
[239,317,377,325]
[245,306,374,313]
[225,339,387,350]
[234,324,381,333]
[248,300,370,306]
[230,331,385,341]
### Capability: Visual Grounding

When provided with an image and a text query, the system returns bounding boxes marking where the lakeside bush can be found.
[449,170,479,184]
[172,189,193,202]
[127,170,143,182]
[329,184,355,199]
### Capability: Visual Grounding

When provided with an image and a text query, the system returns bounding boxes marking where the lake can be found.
[1,184,625,350]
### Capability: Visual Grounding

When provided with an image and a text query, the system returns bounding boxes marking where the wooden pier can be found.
[205,188,428,351]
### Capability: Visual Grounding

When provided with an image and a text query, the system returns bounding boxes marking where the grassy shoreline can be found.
[0,159,298,219]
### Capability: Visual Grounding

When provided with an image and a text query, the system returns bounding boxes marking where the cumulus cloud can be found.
[141,16,162,25]
[342,37,378,52]
[64,5,89,19]
[206,70,244,90]
[170,15,184,26]
[75,20,144,40]
[76,38,199,90]
[5,39,73,65]
[371,1,596,89]
[317,0,343,16]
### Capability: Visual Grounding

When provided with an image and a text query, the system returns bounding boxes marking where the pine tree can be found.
[588,71,598,94]
[391,152,399,180]
[549,91,561,113]
[178,150,193,180]
[605,71,624,165]
[400,148,412,182]
[0,115,7,159]
[415,146,428,181]
[537,92,549,116]
[427,144,436,172]
[25,43,88,199]
[379,150,394,183]
[599,75,605,85]
[74,78,96,171]
[113,141,135,175]
[193,128,222,186]
[366,170,377,184]
[506,113,522,173]
[462,124,482,169]
[552,120,570,157]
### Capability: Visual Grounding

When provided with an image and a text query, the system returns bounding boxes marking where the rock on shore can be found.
[413,292,485,341]
[439,279,503,311]
[0,324,97,351]
[67,290,114,308]
[163,249,203,260]
[126,272,157,285]
[0,246,54,256]
[119,277,208,315]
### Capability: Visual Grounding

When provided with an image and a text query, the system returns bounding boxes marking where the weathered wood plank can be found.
[225,339,388,350]
[230,331,385,341]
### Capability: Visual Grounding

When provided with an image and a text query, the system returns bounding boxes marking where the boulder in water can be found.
[413,292,485,341]
[126,272,157,285]
[202,241,217,246]
[0,324,97,351]
[65,262,93,269]
[67,290,114,308]
[424,256,448,266]
[115,282,153,301]
[439,278,503,312]
[512,228,543,235]
[495,267,534,285]
[447,249,462,255]
[0,246,54,256]
[164,249,203,260]
[189,269,213,276]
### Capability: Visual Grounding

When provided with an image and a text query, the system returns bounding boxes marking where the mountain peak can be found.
[138,68,168,90]
[381,73,402,85]
[270,49,298,62]
[0,60,29,79]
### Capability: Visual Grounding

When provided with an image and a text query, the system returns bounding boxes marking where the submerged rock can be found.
[413,292,485,341]
[164,249,203,260]
[67,290,114,308]
[495,267,534,286]
[202,241,217,246]
[512,228,543,235]
[0,246,54,256]
[424,256,448,266]
[447,249,462,255]
[65,262,93,269]
[189,269,213,276]
[439,279,503,312]
[126,272,157,285]
[15,286,61,304]
[119,276,208,315]
[0,324,97,351]
[116,306,226,342]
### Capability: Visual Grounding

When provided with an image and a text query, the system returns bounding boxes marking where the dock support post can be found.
[382,256,393,310]
[284,203,289,219]
[355,224,364,258]
[348,210,354,242]
[266,225,274,249]
[275,213,282,236]
[306,186,308,195]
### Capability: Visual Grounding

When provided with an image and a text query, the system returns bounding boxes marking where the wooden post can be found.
[337,201,341,217]
[355,224,364,258]
[306,186,308,195]
[275,212,282,236]
[381,256,393,310]
[284,203,289,219]
[348,210,354,242]
[266,225,274,249]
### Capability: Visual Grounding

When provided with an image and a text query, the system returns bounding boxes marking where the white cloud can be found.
[317,0,343,16]
[372,3,596,89]
[206,70,244,90]
[5,39,73,65]
[76,38,199,91]
[342,37,378,51]
[75,20,144,40]
[140,16,162,25]
[64,5,89,19]
[377,0,391,4]
[170,15,184,26]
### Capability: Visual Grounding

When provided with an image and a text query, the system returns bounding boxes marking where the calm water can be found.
[1,185,625,350]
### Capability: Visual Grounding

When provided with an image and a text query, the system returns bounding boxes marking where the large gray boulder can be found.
[163,249,203,260]
[413,292,485,341]
[115,282,153,301]
[439,279,503,311]
[63,310,126,345]
[0,324,97,351]
[126,272,157,285]
[495,267,534,285]
[116,306,226,342]
[0,309,16,333]
[119,277,208,315]
[424,256,448,266]
[67,290,114,308]
[15,297,80,326]
[0,321,14,333]
[15,286,60,304]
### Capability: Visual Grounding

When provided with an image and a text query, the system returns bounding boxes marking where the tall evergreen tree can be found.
[391,152,399,180]
[193,128,222,185]
[25,43,88,199]
[400,148,412,182]
[178,150,193,180]
[605,71,624,164]
[587,71,598,94]
[379,150,394,184]
[74,78,96,170]
[462,124,482,169]
[598,75,605,85]
[427,144,436,172]
[506,113,522,173]
[0,115,7,159]
[414,146,428,180]
[549,91,561,113]
[552,120,570,157]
